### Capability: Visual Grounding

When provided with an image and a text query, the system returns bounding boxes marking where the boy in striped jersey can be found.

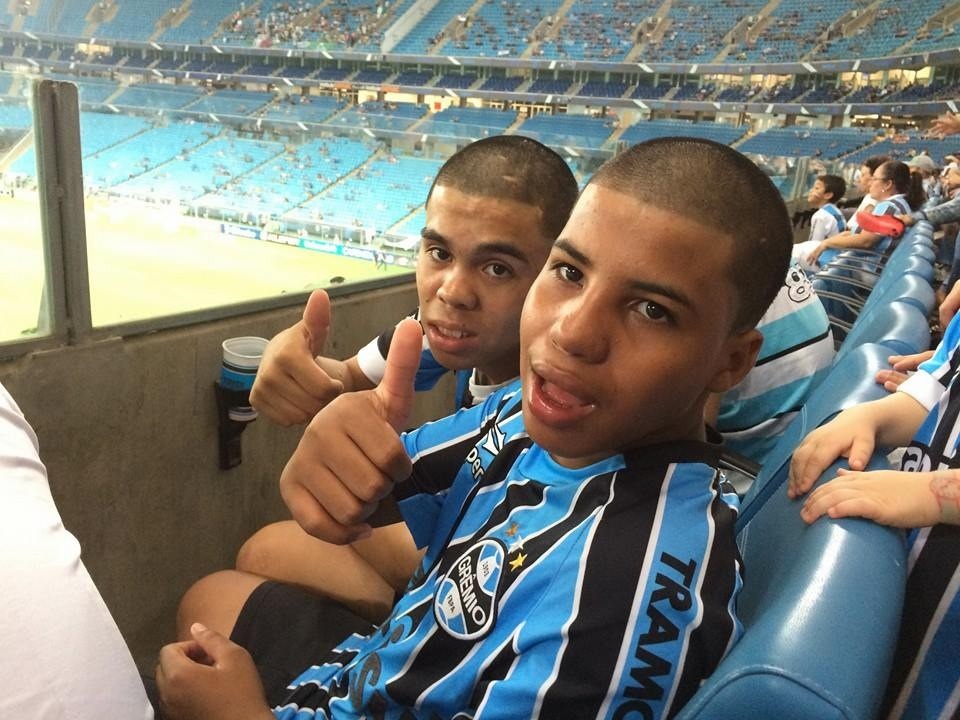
[790,317,960,720]
[157,138,793,720]
[240,136,579,622]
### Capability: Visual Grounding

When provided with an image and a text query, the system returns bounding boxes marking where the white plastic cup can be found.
[220,336,268,392]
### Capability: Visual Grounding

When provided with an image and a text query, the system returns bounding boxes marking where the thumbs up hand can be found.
[280,319,423,545]
[250,289,347,426]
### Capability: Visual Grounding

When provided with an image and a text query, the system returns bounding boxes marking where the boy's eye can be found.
[554,262,583,284]
[483,262,512,278]
[637,300,670,323]
[426,247,451,262]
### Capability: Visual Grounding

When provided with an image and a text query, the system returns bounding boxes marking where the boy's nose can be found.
[436,268,477,310]
[550,301,608,363]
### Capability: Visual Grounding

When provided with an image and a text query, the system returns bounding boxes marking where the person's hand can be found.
[805,241,829,267]
[788,404,881,499]
[930,112,960,138]
[895,213,917,227]
[874,350,934,392]
[156,623,274,720]
[280,318,422,545]
[800,468,943,527]
[940,282,960,329]
[250,289,345,426]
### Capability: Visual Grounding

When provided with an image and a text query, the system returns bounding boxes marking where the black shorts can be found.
[231,581,375,707]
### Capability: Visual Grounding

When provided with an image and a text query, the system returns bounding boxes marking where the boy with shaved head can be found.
[159,138,792,720]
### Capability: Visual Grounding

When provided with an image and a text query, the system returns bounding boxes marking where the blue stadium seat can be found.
[678,452,905,719]
[834,298,931,363]
[738,342,894,530]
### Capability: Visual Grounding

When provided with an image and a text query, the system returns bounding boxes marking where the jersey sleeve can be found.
[898,316,960,411]
[354,307,450,392]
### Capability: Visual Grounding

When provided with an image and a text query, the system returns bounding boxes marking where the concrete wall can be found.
[0,282,454,670]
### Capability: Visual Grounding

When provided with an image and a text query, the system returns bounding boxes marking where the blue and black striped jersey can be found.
[274,382,743,719]
[882,317,960,719]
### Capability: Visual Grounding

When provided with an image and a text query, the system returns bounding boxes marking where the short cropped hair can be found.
[589,137,792,331]
[818,174,847,202]
[427,135,579,242]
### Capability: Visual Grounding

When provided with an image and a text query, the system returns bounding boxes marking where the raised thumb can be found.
[376,318,422,431]
[302,289,332,357]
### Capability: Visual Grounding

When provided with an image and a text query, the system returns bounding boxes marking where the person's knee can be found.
[176,569,262,641]
[235,522,290,576]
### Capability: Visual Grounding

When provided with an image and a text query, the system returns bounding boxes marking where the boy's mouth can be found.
[424,321,477,354]
[527,369,596,427]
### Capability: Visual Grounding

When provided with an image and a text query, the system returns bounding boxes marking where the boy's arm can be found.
[805,230,882,265]
[800,467,960,528]
[787,392,929,498]
[250,290,375,426]
[279,319,422,545]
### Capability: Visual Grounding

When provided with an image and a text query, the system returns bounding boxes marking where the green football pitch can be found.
[0,193,412,341]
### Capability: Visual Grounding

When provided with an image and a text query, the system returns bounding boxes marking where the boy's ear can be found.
[706,328,764,394]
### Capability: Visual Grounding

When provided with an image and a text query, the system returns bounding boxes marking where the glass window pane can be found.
[73,93,419,328]
[0,70,50,343]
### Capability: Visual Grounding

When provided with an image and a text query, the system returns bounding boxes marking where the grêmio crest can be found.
[434,538,505,641]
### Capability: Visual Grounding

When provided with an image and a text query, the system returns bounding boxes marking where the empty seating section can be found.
[619,119,746,146]
[738,127,875,160]
[631,83,672,99]
[111,84,204,110]
[391,0,475,54]
[417,106,515,140]
[577,81,628,98]
[183,90,273,117]
[196,138,334,218]
[329,101,426,133]
[96,0,180,41]
[842,133,957,166]
[538,0,656,61]
[0,73,15,95]
[8,110,153,177]
[159,1,235,44]
[393,70,433,87]
[435,74,479,89]
[240,62,278,78]
[353,69,391,84]
[479,76,522,92]
[280,138,381,223]
[527,78,572,95]
[301,155,441,233]
[112,133,283,201]
[517,113,614,150]
[262,97,344,125]
[81,122,213,188]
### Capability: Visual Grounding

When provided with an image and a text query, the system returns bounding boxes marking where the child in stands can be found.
[790,313,960,719]
[240,136,579,622]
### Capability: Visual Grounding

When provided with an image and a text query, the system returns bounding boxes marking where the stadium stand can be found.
[327,101,426,133]
[516,113,615,150]
[416,106,516,141]
[619,119,747,146]
[738,127,877,160]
